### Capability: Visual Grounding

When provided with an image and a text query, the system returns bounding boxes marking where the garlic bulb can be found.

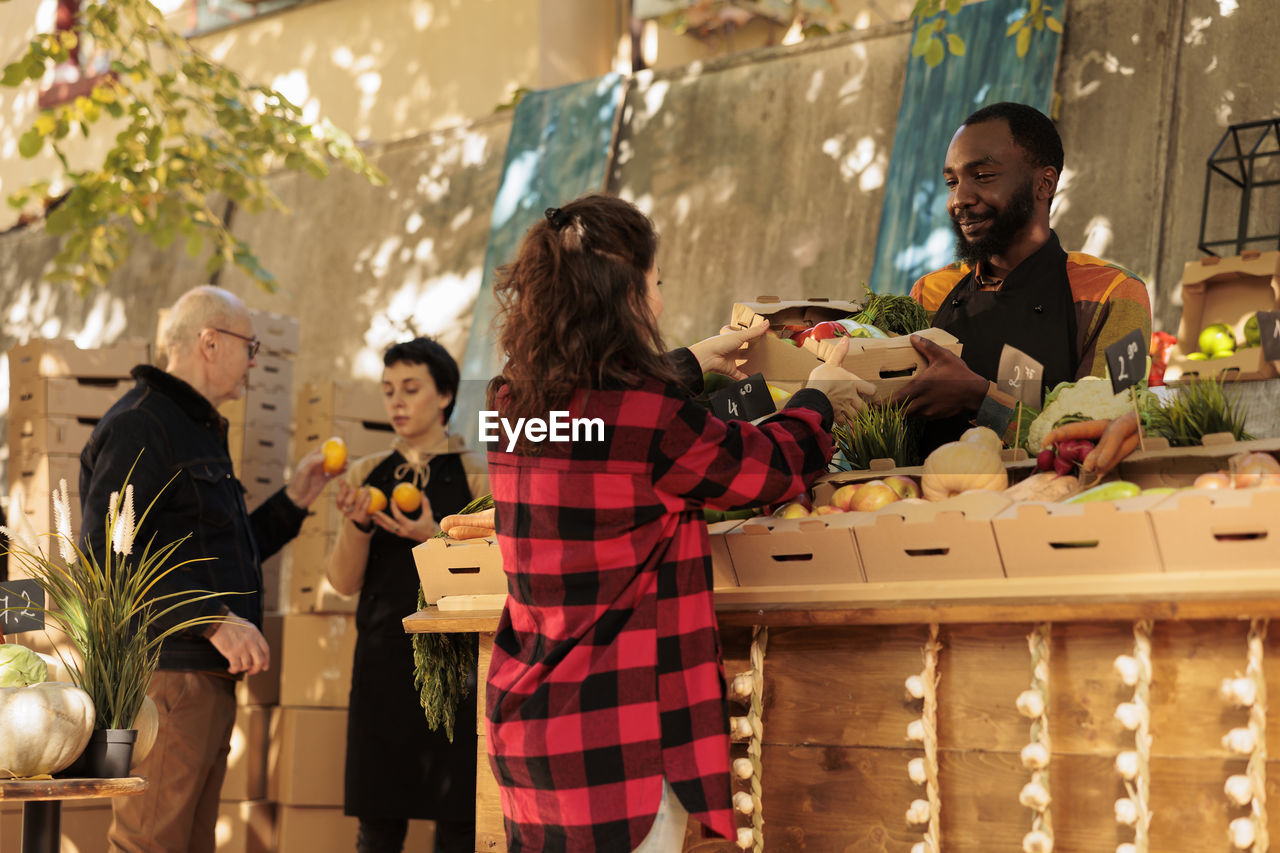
[1117,844,1137,853]
[905,674,927,700]
[1021,742,1051,770]
[1113,655,1140,686]
[1229,816,1256,849]
[736,826,755,849]
[1019,781,1051,810]
[906,719,926,742]
[1114,702,1145,731]
[908,757,928,785]
[1114,797,1138,826]
[730,673,754,701]
[1017,689,1045,719]
[911,844,928,853]
[1022,829,1054,853]
[1223,727,1257,755]
[730,716,753,739]
[906,799,931,825]
[1033,661,1049,684]
[1114,750,1139,781]
[733,791,755,815]
[1224,774,1253,807]
[1220,677,1257,708]
[732,757,755,780]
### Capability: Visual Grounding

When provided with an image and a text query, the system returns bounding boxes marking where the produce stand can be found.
[0,777,146,853]
[406,566,1280,852]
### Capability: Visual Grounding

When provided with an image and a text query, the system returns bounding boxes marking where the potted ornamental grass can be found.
[1,466,227,777]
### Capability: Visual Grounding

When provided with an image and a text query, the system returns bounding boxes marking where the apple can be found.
[1198,323,1236,356]
[883,475,921,500]
[776,501,810,519]
[814,504,845,515]
[1244,314,1261,347]
[829,483,861,511]
[850,480,899,513]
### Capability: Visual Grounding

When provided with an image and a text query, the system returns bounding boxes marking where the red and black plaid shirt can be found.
[485,350,833,852]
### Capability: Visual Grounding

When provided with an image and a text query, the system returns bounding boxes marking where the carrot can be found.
[1082,411,1140,475]
[1040,419,1110,449]
[446,525,495,541]
[440,507,495,534]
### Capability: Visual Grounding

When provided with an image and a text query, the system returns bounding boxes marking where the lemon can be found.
[767,384,791,405]
[321,437,347,474]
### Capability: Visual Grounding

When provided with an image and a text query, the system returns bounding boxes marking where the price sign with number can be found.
[710,373,777,423]
[997,344,1044,409]
[1105,328,1148,394]
[0,579,45,634]
[1258,311,1280,362]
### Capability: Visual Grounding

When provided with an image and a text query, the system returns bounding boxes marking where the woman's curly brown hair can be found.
[486,194,679,443]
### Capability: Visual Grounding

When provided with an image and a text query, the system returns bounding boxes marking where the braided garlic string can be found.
[1221,619,1268,851]
[729,626,769,851]
[1113,619,1154,853]
[905,623,942,853]
[1018,623,1054,853]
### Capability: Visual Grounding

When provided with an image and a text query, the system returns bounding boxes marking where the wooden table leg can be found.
[21,800,60,853]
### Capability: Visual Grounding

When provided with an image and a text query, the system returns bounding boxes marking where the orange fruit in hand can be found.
[392,482,422,513]
[321,437,347,474]
[364,486,388,514]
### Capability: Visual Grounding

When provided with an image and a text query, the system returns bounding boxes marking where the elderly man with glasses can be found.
[79,285,335,853]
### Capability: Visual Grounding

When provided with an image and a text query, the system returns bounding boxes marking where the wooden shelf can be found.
[405,566,1280,632]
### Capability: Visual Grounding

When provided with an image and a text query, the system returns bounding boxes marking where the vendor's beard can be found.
[951,179,1037,267]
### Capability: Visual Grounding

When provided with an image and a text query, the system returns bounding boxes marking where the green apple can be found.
[1245,314,1261,347]
[1198,323,1235,356]
[1186,351,1209,361]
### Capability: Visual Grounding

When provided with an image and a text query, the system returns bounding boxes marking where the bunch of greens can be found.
[831,400,923,470]
[1145,376,1253,446]
[412,492,493,741]
[850,286,931,336]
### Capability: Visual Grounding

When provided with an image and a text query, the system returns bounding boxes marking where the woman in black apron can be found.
[326,337,489,853]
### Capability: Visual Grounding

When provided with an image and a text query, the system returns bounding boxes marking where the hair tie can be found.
[545,207,569,230]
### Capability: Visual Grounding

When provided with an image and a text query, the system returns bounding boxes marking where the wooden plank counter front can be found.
[405,569,1280,852]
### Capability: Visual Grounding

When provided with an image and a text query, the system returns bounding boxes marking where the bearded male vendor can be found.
[892,101,1152,450]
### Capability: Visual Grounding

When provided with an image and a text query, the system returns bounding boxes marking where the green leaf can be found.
[925,37,945,66]
[1006,18,1024,36]
[184,231,204,258]
[1016,25,1032,56]
[945,0,962,14]
[932,17,946,32]
[2,62,27,87]
[946,33,966,56]
[18,128,43,158]
[1046,15,1063,33]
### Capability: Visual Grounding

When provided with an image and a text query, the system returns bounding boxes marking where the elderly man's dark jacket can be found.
[80,365,306,672]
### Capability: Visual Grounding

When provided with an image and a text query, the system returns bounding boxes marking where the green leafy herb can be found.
[850,287,931,336]
[831,400,923,470]
[1145,377,1253,446]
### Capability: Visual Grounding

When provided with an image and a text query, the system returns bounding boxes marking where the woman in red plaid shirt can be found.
[483,194,873,852]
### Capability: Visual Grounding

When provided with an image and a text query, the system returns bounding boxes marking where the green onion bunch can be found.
[1145,376,1253,446]
[831,399,923,470]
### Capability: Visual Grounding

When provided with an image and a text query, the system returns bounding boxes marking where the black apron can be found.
[344,450,478,821]
[923,232,1079,451]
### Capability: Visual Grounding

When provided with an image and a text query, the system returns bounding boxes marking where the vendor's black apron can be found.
[344,450,478,821]
[923,232,1079,452]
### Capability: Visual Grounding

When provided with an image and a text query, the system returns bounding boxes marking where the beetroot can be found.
[1036,448,1056,472]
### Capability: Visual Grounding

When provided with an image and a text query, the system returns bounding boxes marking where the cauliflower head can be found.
[1026,377,1134,450]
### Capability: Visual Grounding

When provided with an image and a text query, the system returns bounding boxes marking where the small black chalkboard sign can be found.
[1257,311,1280,363]
[710,373,776,422]
[0,579,45,635]
[997,344,1045,409]
[1105,328,1148,394]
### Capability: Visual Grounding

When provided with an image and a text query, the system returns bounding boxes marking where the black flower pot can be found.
[62,729,137,778]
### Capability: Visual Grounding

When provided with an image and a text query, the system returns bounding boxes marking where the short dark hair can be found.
[383,337,460,422]
[963,102,1064,173]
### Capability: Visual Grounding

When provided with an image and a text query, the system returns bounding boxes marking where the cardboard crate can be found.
[220,395,292,430]
[215,800,275,853]
[296,416,395,460]
[238,453,286,506]
[994,493,1168,577]
[731,296,866,332]
[9,453,80,494]
[276,807,434,853]
[7,337,148,380]
[708,519,745,589]
[248,308,300,357]
[1163,250,1280,383]
[280,531,336,613]
[1149,487,1280,572]
[1116,435,1280,489]
[854,491,1010,582]
[296,381,388,424]
[725,514,865,587]
[278,613,355,707]
[267,707,347,806]
[222,705,271,801]
[7,479,81,548]
[413,536,506,605]
[8,375,132,419]
[236,613,282,706]
[261,552,282,613]
[8,413,98,464]
[245,352,293,395]
[227,421,293,464]
[0,801,111,852]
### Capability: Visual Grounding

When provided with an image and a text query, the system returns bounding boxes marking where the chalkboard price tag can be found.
[975,394,1015,436]
[0,579,45,635]
[710,373,776,423]
[1258,311,1280,362]
[1105,328,1148,394]
[997,344,1044,409]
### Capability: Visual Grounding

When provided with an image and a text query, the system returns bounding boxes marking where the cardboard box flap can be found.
[8,338,149,380]
[731,297,865,330]
[872,490,1011,523]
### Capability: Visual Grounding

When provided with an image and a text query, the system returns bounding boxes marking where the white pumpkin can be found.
[131,695,159,769]
[921,439,1008,501]
[0,681,95,778]
[959,426,1004,454]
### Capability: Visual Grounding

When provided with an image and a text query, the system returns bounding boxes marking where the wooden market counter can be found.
[406,569,1280,852]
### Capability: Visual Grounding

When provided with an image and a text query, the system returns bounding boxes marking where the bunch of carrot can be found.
[1038,412,1141,477]
[439,507,495,540]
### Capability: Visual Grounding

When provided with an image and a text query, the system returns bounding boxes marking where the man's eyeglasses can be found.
[213,328,261,360]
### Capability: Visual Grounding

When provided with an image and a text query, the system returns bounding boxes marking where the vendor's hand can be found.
[285,447,336,509]
[372,500,438,543]
[209,612,270,676]
[890,334,989,419]
[334,481,373,525]
[803,338,877,425]
[687,318,769,379]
